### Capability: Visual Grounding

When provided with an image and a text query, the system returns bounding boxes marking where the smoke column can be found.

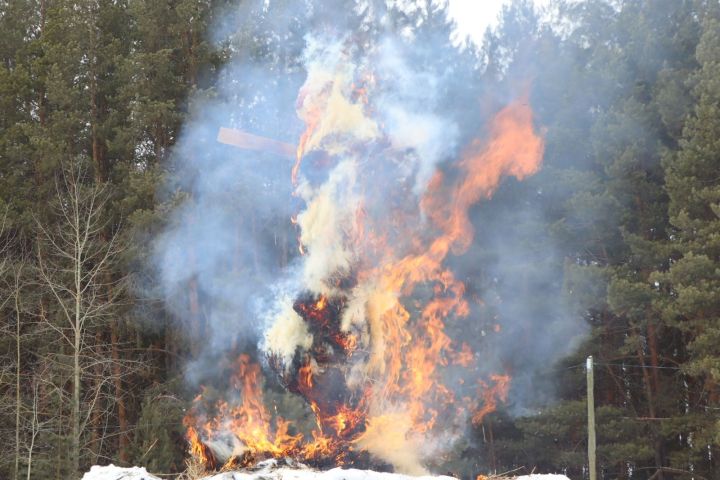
[154,0,587,474]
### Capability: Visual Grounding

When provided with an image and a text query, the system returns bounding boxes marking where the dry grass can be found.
[177,457,208,480]
[476,466,530,480]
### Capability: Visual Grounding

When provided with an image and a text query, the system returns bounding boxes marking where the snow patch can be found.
[83,462,572,480]
[201,459,454,480]
[82,464,160,480]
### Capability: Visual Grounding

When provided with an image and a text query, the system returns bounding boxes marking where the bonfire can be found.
[180,35,545,478]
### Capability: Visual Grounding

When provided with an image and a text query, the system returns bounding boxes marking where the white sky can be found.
[447,0,551,44]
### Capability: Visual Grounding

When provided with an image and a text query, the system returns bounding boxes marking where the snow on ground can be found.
[83,461,571,480]
[200,459,455,480]
[82,464,160,480]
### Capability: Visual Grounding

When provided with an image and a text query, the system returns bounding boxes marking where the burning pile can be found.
[184,37,544,475]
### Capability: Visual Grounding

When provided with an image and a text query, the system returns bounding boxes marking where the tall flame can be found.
[185,43,544,474]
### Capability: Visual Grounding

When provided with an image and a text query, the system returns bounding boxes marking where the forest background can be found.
[1,0,720,479]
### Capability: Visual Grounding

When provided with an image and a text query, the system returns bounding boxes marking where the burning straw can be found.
[183,35,544,475]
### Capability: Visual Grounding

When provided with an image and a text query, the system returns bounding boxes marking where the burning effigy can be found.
[181,34,545,477]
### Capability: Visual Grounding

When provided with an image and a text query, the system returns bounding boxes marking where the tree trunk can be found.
[185,27,198,88]
[14,290,21,480]
[647,321,661,395]
[88,2,107,186]
[90,330,104,463]
[487,417,497,474]
[637,342,663,480]
[188,276,202,358]
[72,246,83,476]
[165,324,176,372]
[72,324,81,476]
[34,0,47,188]
[111,320,129,463]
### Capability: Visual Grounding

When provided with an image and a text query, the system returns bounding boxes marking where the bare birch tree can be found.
[10,260,27,480]
[0,212,39,480]
[35,162,126,476]
[24,378,42,480]
[0,208,18,477]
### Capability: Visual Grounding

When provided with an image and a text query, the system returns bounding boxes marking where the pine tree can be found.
[650,10,720,475]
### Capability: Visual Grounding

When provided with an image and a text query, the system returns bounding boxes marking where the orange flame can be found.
[184,355,303,469]
[472,374,511,425]
[293,88,323,186]
[185,424,213,469]
[185,96,543,470]
[351,98,542,440]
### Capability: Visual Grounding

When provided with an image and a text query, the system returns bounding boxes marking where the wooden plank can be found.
[587,356,596,480]
[217,127,296,158]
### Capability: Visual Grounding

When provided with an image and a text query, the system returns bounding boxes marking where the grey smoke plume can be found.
[154,0,588,473]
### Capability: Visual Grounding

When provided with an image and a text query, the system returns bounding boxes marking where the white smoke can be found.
[261,35,469,472]
[155,1,587,475]
[264,296,313,369]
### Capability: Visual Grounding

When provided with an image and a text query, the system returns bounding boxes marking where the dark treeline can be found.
[1,0,720,479]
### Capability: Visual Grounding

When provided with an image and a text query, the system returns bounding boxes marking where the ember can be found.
[184,37,544,475]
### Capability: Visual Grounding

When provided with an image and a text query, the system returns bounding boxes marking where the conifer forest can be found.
[2,1,720,479]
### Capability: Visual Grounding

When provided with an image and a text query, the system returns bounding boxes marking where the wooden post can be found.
[587,356,597,480]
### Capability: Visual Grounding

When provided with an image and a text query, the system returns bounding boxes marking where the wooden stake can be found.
[587,356,597,480]
[217,127,295,158]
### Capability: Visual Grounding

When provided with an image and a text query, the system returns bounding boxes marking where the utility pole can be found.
[587,356,597,480]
